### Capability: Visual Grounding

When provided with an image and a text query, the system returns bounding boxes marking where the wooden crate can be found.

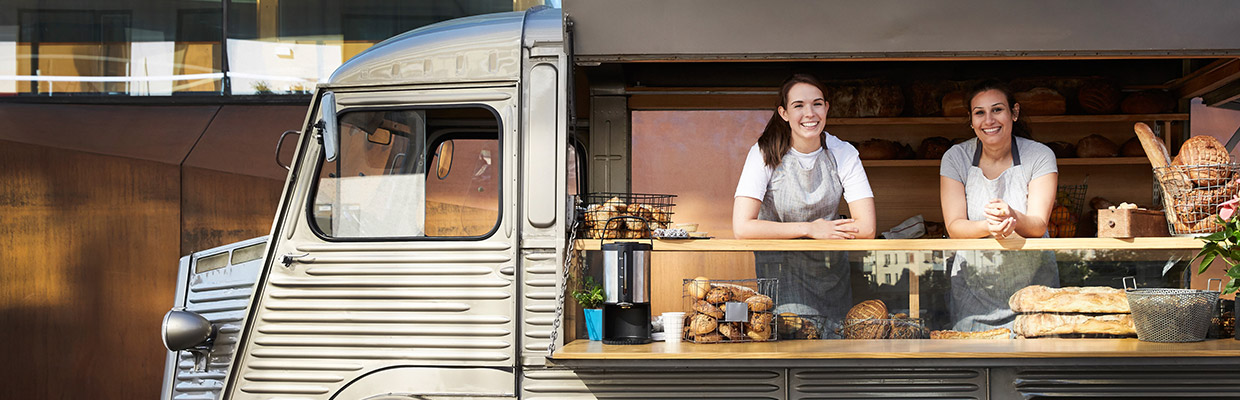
[1097,209,1170,238]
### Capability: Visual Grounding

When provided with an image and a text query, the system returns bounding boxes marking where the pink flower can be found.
[1220,196,1240,221]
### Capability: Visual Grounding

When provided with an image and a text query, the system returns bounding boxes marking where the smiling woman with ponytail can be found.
[732,73,876,321]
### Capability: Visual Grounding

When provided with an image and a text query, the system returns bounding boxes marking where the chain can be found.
[547,210,582,357]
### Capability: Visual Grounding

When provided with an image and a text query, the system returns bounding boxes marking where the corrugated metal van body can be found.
[162,237,269,400]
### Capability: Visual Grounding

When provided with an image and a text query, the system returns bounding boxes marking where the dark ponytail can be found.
[758,74,830,168]
[964,79,1033,140]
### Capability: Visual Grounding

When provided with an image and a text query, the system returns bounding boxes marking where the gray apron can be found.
[754,148,852,321]
[950,138,1059,331]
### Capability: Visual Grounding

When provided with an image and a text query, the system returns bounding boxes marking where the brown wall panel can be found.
[0,139,180,400]
[180,166,284,255]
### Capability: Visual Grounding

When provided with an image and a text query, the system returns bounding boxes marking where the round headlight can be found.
[162,309,214,351]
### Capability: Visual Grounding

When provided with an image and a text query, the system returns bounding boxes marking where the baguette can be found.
[1008,285,1130,314]
[1013,313,1136,338]
[930,328,1012,339]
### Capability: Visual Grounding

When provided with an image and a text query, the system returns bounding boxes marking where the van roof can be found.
[329,8,562,87]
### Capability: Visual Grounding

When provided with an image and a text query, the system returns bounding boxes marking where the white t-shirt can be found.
[734,134,874,204]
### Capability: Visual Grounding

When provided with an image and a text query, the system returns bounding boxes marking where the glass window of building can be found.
[1,0,547,96]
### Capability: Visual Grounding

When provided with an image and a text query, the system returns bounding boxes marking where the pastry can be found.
[1013,313,1136,338]
[929,328,1012,339]
[745,295,774,312]
[687,277,710,299]
[725,284,757,302]
[746,327,772,342]
[718,322,744,341]
[690,313,717,335]
[1008,285,1130,313]
[705,286,732,304]
[693,300,723,319]
[845,299,888,321]
[695,332,722,343]
[749,312,773,332]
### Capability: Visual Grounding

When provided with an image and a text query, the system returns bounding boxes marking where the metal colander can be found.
[1123,277,1221,343]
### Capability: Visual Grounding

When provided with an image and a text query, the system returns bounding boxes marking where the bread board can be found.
[1097,208,1169,238]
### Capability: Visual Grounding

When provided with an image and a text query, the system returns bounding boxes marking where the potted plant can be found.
[1191,196,1240,295]
[572,276,605,341]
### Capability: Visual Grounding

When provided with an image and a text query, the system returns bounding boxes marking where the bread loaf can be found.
[826,81,905,118]
[1121,90,1175,114]
[1046,141,1076,159]
[1121,137,1145,157]
[1172,135,1231,187]
[929,328,1012,339]
[1012,313,1136,338]
[1076,134,1120,158]
[918,136,952,159]
[1008,285,1130,313]
[857,139,902,160]
[1078,80,1122,114]
[846,299,888,321]
[1014,87,1066,115]
[842,319,890,339]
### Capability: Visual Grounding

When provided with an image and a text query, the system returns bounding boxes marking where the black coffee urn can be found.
[601,241,652,345]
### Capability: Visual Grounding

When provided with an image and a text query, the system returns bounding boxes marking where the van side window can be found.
[309,106,501,239]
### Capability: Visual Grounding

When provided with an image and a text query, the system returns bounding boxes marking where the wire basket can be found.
[681,278,777,343]
[1050,182,1088,238]
[1123,277,1221,343]
[577,192,676,239]
[777,314,840,340]
[1154,164,1240,236]
[840,318,929,339]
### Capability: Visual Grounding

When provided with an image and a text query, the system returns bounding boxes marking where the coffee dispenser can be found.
[601,241,652,345]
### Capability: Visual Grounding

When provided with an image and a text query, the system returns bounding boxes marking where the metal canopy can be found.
[565,0,1240,62]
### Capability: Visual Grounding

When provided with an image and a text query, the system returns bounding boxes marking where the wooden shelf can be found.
[826,113,1188,126]
[576,237,1203,251]
[554,338,1240,360]
[862,157,1153,167]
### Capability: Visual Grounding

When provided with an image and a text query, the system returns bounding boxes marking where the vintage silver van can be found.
[160,3,1240,400]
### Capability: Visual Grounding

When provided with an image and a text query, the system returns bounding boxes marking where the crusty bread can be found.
[1008,285,1130,313]
[930,328,1012,339]
[846,299,888,321]
[1013,313,1135,338]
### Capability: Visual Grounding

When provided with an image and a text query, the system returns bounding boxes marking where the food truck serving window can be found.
[309,106,501,240]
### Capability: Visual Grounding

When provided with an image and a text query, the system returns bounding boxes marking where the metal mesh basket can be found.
[1153,164,1240,236]
[1050,182,1088,237]
[577,192,676,239]
[1123,277,1221,343]
[681,278,777,343]
[840,318,929,339]
[776,314,839,340]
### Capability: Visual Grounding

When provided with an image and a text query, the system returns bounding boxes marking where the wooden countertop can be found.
[554,338,1240,360]
[576,237,1204,251]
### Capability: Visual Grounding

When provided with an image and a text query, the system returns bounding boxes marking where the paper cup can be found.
[662,312,685,343]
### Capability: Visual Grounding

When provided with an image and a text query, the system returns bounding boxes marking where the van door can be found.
[225,85,519,399]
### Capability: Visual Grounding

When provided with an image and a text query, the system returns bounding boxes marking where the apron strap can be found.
[971,136,1021,167]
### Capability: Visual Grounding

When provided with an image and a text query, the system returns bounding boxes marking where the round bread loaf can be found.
[1076,134,1120,158]
[1045,141,1076,159]
[846,299,888,321]
[1014,87,1066,115]
[941,90,967,117]
[918,136,952,159]
[857,139,902,160]
[1121,90,1175,114]
[1078,80,1121,114]
[1120,137,1145,157]
[1172,135,1231,187]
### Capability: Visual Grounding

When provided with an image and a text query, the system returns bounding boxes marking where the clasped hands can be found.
[984,199,1017,239]
[808,218,860,239]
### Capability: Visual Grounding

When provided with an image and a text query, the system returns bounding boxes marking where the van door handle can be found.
[281,252,311,267]
[499,266,515,276]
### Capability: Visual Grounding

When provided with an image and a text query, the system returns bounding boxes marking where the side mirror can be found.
[162,308,216,352]
[320,92,339,162]
[435,140,454,180]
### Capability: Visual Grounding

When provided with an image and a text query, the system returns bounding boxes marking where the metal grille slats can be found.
[791,368,984,400]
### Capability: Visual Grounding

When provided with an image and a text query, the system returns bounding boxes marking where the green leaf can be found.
[1200,252,1218,274]
[1204,230,1227,242]
[1225,279,1239,296]
[1227,265,1240,279]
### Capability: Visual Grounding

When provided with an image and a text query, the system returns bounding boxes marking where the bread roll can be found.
[687,277,710,300]
[745,295,773,312]
[718,322,744,341]
[705,286,731,304]
[1008,285,1130,313]
[749,312,773,332]
[695,332,722,343]
[1013,313,1136,338]
[690,313,717,335]
[930,328,1012,339]
[693,300,724,319]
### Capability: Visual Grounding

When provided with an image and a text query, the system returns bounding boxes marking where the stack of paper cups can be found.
[662,312,685,343]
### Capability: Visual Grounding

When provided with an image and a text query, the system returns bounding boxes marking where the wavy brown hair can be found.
[758,74,829,168]
[964,79,1033,139]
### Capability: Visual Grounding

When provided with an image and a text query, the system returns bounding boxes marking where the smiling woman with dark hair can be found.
[732,74,875,320]
[940,79,1060,331]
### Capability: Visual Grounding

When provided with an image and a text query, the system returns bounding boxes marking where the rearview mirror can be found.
[435,140,454,180]
[320,92,338,162]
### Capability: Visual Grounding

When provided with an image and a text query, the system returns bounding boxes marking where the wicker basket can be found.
[1153,164,1240,236]
[1123,277,1221,343]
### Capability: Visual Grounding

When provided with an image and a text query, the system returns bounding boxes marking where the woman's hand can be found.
[984,199,1017,238]
[808,218,859,239]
